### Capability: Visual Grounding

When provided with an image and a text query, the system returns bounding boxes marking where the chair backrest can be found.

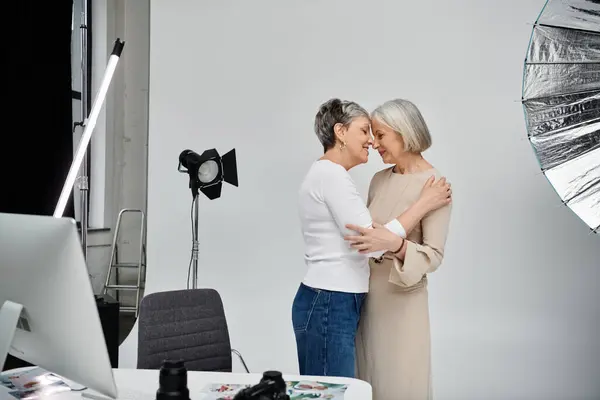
[136,288,233,372]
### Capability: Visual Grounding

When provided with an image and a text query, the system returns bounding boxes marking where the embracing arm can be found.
[391,200,432,239]
[388,202,452,287]
[367,174,450,241]
[321,169,405,257]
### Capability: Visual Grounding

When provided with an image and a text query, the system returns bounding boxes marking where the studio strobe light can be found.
[178,148,238,289]
[178,148,238,200]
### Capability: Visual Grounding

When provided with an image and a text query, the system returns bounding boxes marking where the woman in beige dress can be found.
[345,99,453,399]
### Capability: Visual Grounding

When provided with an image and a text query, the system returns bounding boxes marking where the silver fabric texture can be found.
[523,0,600,232]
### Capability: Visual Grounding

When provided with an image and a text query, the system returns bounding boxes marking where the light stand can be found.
[54,38,125,221]
[78,0,90,257]
[191,194,200,290]
[178,148,238,289]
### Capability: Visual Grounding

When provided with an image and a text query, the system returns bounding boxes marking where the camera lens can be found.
[156,360,190,400]
[262,371,282,380]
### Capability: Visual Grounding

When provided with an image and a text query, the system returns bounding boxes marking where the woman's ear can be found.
[333,122,346,143]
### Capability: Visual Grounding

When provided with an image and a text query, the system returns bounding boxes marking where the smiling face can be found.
[371,117,406,164]
[335,116,373,166]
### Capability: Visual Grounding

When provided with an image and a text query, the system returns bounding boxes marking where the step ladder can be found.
[102,208,146,317]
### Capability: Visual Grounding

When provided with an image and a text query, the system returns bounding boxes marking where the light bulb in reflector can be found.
[198,160,219,183]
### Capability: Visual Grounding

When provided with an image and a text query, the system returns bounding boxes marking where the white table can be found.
[1,368,372,400]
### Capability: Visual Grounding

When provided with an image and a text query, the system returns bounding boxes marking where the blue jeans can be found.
[291,283,366,378]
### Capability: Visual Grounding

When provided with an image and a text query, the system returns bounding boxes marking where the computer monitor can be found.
[0,212,118,399]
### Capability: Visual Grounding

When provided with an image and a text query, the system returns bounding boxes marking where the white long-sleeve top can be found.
[297,159,406,293]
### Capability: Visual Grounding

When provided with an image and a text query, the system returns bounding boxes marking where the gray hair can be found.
[314,98,370,152]
[371,99,432,153]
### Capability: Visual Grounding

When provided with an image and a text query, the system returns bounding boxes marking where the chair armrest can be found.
[231,348,250,373]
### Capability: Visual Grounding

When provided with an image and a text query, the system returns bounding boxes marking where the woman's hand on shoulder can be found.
[416,175,452,214]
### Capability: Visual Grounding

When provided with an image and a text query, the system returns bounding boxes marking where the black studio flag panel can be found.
[2,1,75,218]
[2,0,75,371]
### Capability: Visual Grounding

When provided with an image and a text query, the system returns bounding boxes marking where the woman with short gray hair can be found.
[345,98,453,399]
[292,98,451,378]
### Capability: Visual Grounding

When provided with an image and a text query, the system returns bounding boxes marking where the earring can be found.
[339,141,346,150]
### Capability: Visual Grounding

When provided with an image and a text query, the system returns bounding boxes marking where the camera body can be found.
[233,371,290,400]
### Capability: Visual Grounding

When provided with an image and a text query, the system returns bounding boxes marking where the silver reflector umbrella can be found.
[522,0,600,234]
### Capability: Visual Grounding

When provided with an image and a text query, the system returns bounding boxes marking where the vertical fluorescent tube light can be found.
[54,38,125,218]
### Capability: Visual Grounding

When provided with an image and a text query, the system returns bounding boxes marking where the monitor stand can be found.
[0,300,24,371]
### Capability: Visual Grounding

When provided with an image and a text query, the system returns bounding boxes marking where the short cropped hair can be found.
[371,99,432,153]
[314,98,370,152]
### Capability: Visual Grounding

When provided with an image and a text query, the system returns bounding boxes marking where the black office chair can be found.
[136,288,250,372]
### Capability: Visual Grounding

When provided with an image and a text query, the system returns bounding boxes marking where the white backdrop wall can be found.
[120,0,600,398]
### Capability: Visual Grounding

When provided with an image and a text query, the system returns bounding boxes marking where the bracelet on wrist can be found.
[393,238,405,254]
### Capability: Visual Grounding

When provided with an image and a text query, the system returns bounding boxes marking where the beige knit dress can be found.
[356,166,452,400]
